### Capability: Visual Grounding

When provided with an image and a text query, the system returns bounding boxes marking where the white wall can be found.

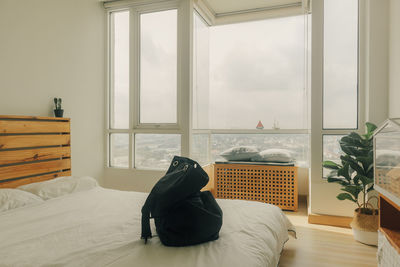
[365,0,389,125]
[0,0,105,183]
[389,0,400,117]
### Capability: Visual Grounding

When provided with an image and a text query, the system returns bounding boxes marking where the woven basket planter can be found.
[350,208,379,246]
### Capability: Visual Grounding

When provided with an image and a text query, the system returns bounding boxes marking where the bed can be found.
[0,115,295,267]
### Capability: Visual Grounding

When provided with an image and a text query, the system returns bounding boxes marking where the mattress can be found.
[0,187,294,267]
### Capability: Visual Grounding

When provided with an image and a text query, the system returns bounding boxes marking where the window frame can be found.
[192,7,310,132]
[309,0,366,215]
[319,0,363,177]
[322,0,360,131]
[135,7,180,129]
[106,1,185,170]
[191,8,311,166]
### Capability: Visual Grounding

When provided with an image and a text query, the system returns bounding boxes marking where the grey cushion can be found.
[251,149,293,163]
[219,146,259,161]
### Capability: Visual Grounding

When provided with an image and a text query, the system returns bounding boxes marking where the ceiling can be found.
[202,0,302,15]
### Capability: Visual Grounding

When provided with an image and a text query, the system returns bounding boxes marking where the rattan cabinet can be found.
[213,163,298,211]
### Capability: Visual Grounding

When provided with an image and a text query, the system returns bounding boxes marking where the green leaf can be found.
[327,177,349,186]
[366,167,374,179]
[355,174,373,187]
[341,155,365,176]
[337,163,351,181]
[340,143,364,157]
[341,134,363,147]
[353,174,361,185]
[327,170,338,178]
[356,155,373,172]
[323,161,341,170]
[348,132,363,141]
[337,193,357,202]
[366,164,373,174]
[341,185,362,200]
[366,122,377,135]
[360,175,374,186]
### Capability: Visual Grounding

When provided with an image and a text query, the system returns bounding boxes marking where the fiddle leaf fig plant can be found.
[323,122,377,214]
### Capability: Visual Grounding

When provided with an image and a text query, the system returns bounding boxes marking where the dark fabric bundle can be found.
[141,156,223,247]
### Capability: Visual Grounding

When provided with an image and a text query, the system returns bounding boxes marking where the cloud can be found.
[203,15,307,129]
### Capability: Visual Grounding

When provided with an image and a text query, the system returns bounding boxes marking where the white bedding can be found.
[0,187,294,267]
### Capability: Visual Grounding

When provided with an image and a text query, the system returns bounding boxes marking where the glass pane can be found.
[193,12,210,129]
[191,133,210,166]
[110,133,129,168]
[111,11,130,129]
[135,134,181,170]
[323,135,344,177]
[375,127,400,198]
[200,15,306,129]
[210,134,309,167]
[323,0,358,129]
[140,10,177,124]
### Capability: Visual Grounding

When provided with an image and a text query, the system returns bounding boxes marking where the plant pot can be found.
[54,109,64,118]
[350,208,379,246]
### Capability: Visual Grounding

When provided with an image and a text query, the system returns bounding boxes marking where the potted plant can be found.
[323,122,378,246]
[53,98,64,118]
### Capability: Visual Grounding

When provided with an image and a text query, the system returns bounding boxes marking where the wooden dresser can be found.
[212,162,298,211]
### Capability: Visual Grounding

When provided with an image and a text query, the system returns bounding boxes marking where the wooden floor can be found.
[280,200,377,267]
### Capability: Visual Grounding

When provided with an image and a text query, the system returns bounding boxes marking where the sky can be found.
[200,14,308,129]
[111,0,358,131]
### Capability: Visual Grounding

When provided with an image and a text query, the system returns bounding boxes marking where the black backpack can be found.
[141,156,223,247]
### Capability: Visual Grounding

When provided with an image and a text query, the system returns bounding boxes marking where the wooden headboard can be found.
[0,115,71,188]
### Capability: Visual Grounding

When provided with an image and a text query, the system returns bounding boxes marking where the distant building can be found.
[256,120,264,129]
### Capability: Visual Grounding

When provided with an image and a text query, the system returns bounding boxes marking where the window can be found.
[323,0,358,129]
[193,12,210,130]
[321,0,359,177]
[135,134,181,170]
[310,0,360,183]
[193,15,307,130]
[192,11,310,166]
[110,11,130,129]
[140,10,178,124]
[322,135,344,177]
[110,133,129,168]
[108,7,180,170]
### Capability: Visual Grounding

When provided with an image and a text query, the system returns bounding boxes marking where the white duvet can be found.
[0,187,294,267]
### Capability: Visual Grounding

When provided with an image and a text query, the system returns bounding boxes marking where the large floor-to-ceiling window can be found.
[105,1,362,207]
[192,10,310,167]
[107,2,183,171]
[310,0,363,216]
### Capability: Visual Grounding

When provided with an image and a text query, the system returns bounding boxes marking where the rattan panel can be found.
[214,163,298,211]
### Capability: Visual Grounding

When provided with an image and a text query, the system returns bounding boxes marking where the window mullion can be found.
[130,9,140,168]
[108,13,115,130]
[131,9,140,130]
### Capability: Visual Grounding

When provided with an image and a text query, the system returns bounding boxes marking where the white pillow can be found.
[251,149,293,163]
[0,189,43,212]
[18,176,98,200]
[219,146,259,161]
